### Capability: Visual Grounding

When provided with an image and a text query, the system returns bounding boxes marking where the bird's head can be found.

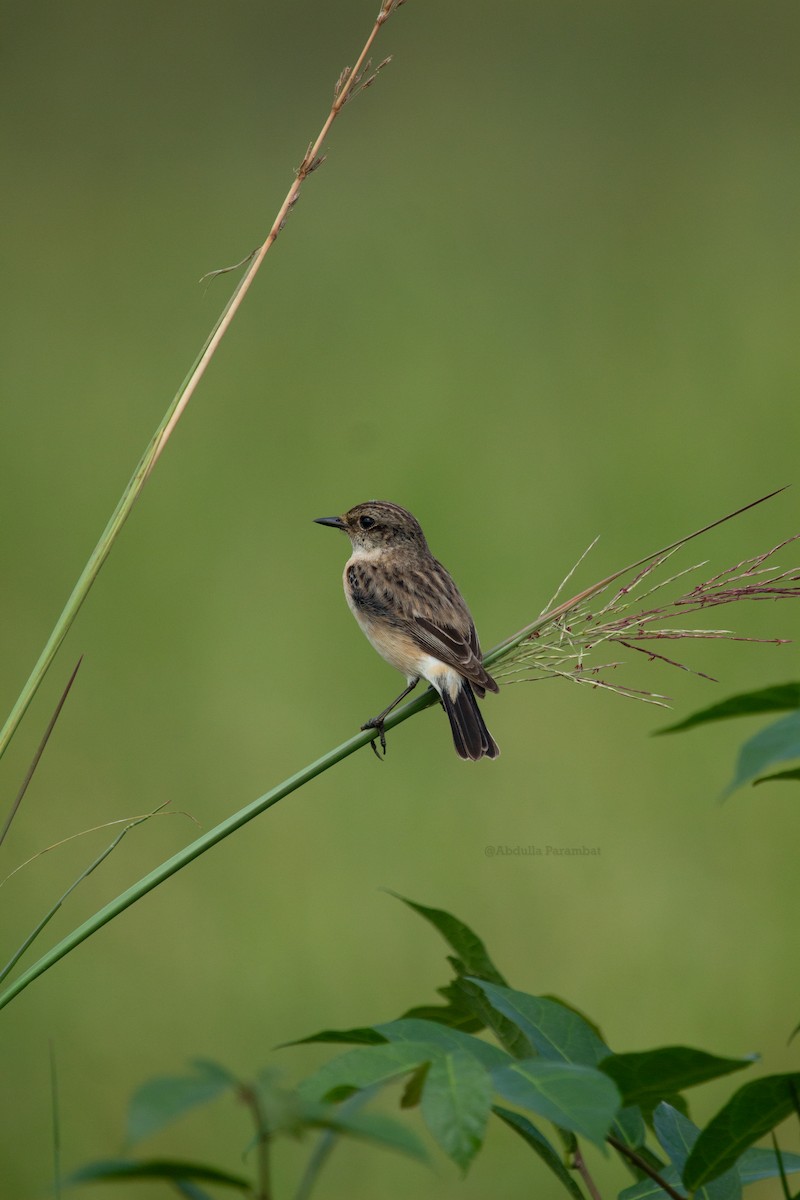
[314,501,429,554]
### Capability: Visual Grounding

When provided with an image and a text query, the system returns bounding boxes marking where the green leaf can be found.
[392,894,507,983]
[469,980,608,1066]
[419,1050,491,1172]
[249,1071,313,1138]
[282,1027,387,1048]
[297,1042,436,1104]
[63,1157,251,1189]
[189,1058,239,1087]
[454,977,534,1059]
[542,994,607,1045]
[126,1063,236,1145]
[375,1018,512,1073]
[493,1106,585,1200]
[655,1103,741,1200]
[599,1047,754,1107]
[684,1073,800,1190]
[173,1182,213,1200]
[492,1059,620,1150]
[656,684,800,734]
[320,1108,429,1162]
[640,1093,690,1126]
[753,767,800,786]
[399,1003,483,1033]
[737,1146,800,1184]
[470,979,643,1149]
[618,1167,682,1200]
[401,1062,430,1109]
[614,1104,648,1153]
[722,711,800,797]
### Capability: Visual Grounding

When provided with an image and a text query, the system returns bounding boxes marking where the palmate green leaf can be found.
[375,1017,512,1073]
[391,894,507,984]
[542,994,608,1045]
[399,1001,483,1033]
[614,1104,648,1155]
[655,683,800,735]
[249,1070,314,1139]
[318,1108,429,1162]
[419,1050,492,1173]
[737,1146,800,1185]
[493,1106,585,1200]
[282,1026,387,1048]
[393,896,514,1037]
[684,1073,800,1190]
[619,1130,800,1200]
[297,1041,435,1104]
[654,1104,741,1200]
[469,979,645,1150]
[492,1059,621,1150]
[753,767,800,786]
[126,1061,236,1145]
[468,980,607,1066]
[454,977,534,1059]
[173,1182,213,1200]
[401,1062,430,1109]
[63,1157,251,1190]
[722,711,800,797]
[290,1086,427,1200]
[619,1167,683,1200]
[599,1047,755,1107]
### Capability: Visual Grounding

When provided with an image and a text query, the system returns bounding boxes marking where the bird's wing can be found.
[393,559,499,695]
[348,556,499,694]
[410,614,498,695]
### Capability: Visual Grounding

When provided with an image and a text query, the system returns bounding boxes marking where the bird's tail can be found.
[441,681,500,761]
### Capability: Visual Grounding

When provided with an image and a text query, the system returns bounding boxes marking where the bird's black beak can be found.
[314,516,345,530]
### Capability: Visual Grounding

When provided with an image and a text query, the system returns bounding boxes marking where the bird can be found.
[314,501,499,760]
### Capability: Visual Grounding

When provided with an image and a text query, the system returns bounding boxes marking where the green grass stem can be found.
[0,488,782,1013]
[0,1,401,767]
[0,689,435,1013]
[0,271,253,765]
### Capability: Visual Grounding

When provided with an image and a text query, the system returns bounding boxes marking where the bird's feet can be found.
[361,716,387,760]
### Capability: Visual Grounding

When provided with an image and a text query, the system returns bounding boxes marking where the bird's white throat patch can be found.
[347,545,388,562]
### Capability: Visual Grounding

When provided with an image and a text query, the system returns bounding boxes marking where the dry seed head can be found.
[491,536,800,708]
[335,67,351,98]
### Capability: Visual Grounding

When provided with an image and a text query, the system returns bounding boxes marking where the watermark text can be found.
[484,844,601,859]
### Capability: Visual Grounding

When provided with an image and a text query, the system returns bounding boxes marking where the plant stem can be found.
[0,658,82,849]
[0,488,786,1012]
[572,1147,603,1200]
[239,1084,272,1200]
[0,807,166,987]
[0,1,403,767]
[50,1040,62,1200]
[606,1134,685,1200]
[0,688,435,1012]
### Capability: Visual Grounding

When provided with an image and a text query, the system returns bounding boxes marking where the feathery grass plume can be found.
[490,535,800,707]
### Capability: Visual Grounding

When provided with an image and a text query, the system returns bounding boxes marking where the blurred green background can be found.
[2,1,799,1196]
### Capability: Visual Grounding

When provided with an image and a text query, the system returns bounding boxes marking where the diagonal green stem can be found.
[0,658,83,850]
[0,488,785,1014]
[0,272,250,765]
[0,1,400,768]
[0,808,164,987]
[0,689,436,1013]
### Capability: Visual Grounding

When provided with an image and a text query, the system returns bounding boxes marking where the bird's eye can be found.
[359,515,376,530]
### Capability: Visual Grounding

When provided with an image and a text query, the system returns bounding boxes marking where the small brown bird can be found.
[315,501,499,760]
